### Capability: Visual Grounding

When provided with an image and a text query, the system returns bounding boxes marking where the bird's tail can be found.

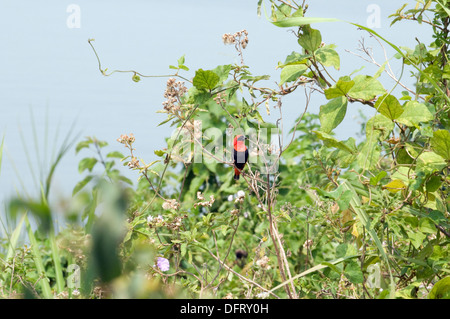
[234,168,240,180]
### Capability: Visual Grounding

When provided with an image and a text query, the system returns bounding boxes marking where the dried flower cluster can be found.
[162,78,188,114]
[256,255,270,269]
[213,92,227,105]
[162,198,180,211]
[117,133,135,146]
[127,156,140,169]
[194,191,215,208]
[222,30,249,49]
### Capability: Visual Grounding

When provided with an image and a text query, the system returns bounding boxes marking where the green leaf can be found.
[106,151,124,159]
[419,217,436,234]
[426,175,442,192]
[313,131,355,153]
[370,171,387,186]
[78,157,98,173]
[416,152,446,175]
[132,74,141,83]
[407,231,426,249]
[177,55,185,66]
[75,140,92,154]
[366,114,394,141]
[193,69,220,91]
[25,216,53,299]
[73,175,94,196]
[430,129,450,160]
[315,45,340,70]
[298,27,322,52]
[272,16,341,28]
[319,96,348,133]
[344,260,364,284]
[396,101,433,127]
[374,94,403,120]
[348,75,385,101]
[212,64,232,84]
[324,78,354,99]
[280,64,308,85]
[357,140,380,170]
[428,276,450,299]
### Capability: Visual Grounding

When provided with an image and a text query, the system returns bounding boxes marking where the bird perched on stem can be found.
[233,135,248,180]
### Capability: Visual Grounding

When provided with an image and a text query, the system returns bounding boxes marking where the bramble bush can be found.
[1,0,449,299]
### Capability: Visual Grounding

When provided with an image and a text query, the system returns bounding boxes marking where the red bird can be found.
[233,135,248,180]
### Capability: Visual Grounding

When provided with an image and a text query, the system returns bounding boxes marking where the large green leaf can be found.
[417,151,447,175]
[366,114,394,141]
[319,96,348,133]
[324,77,354,99]
[315,45,340,70]
[428,276,450,299]
[396,101,434,128]
[348,75,385,101]
[298,27,322,52]
[430,129,450,160]
[313,130,355,153]
[280,64,308,85]
[375,94,403,120]
[272,16,341,27]
[193,69,220,91]
[357,140,380,170]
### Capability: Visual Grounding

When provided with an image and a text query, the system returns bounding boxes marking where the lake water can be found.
[0,1,432,228]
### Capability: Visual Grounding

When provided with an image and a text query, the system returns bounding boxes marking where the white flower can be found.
[256,292,269,299]
[147,215,154,223]
[227,195,234,202]
[237,190,245,198]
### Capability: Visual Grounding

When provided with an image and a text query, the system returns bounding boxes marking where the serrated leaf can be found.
[193,69,219,91]
[319,96,348,133]
[298,27,322,52]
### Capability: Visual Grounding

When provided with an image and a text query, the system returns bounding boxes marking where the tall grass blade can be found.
[341,179,396,298]
[269,255,358,294]
[50,232,65,294]
[25,215,53,299]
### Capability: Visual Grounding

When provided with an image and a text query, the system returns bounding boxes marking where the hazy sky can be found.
[0,1,434,206]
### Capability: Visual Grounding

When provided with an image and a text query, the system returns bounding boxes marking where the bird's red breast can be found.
[233,135,248,180]
[233,135,247,152]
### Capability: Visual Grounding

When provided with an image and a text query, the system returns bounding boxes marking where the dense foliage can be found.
[1,1,450,299]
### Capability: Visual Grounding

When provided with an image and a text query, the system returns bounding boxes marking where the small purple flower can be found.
[156,257,170,272]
